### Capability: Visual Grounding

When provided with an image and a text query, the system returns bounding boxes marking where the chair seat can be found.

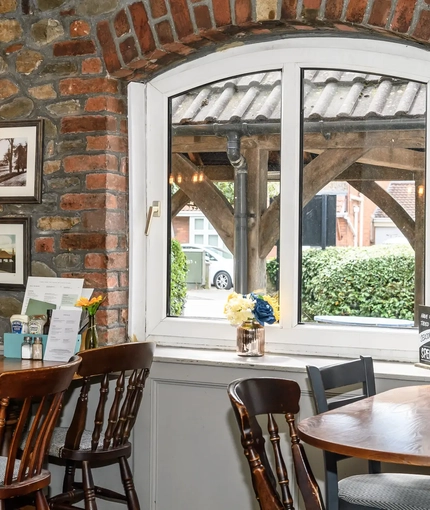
[49,427,104,458]
[0,456,20,485]
[339,473,430,510]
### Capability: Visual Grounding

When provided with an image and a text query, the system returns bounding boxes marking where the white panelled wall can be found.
[134,348,430,510]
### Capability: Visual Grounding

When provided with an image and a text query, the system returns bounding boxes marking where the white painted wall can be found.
[134,348,430,510]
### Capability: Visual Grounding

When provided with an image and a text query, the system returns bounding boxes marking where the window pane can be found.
[194,218,204,230]
[300,69,425,328]
[169,71,282,319]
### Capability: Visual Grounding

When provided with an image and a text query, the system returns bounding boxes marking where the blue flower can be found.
[251,294,276,325]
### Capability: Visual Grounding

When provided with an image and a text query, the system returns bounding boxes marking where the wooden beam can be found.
[171,189,190,217]
[171,154,234,252]
[259,195,280,258]
[305,130,424,150]
[193,164,416,183]
[348,180,415,248]
[337,164,418,181]
[311,147,424,172]
[351,147,424,171]
[172,129,425,153]
[303,148,369,207]
[245,148,269,292]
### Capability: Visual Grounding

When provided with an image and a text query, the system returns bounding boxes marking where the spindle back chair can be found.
[228,377,325,510]
[48,341,155,510]
[0,356,81,510]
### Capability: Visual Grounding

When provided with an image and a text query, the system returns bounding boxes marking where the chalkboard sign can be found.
[419,305,430,365]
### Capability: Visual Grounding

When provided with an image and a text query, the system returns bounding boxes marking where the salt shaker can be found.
[32,337,43,360]
[21,336,32,360]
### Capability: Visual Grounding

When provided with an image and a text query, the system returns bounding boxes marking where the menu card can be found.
[43,309,81,362]
[419,305,430,366]
[21,277,85,314]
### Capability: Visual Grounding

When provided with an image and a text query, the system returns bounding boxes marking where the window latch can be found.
[145,201,161,236]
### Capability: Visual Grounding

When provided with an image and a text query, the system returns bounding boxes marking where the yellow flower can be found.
[75,295,105,316]
[262,294,280,322]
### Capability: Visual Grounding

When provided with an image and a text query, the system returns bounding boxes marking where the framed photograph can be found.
[0,120,43,203]
[0,218,30,290]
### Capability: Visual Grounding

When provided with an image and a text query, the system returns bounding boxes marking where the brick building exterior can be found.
[1,0,429,342]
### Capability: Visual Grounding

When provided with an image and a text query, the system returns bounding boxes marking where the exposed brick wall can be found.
[0,1,128,344]
[93,0,430,80]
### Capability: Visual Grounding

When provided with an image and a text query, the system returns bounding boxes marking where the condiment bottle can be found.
[32,337,43,360]
[29,315,46,335]
[43,309,52,335]
[21,336,32,360]
[10,314,29,334]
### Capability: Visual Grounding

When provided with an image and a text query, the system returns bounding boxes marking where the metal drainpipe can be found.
[226,131,248,295]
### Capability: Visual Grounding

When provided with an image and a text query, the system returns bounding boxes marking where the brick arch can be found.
[97,0,430,81]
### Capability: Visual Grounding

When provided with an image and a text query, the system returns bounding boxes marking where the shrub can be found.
[170,239,188,316]
[301,245,414,322]
[266,258,279,289]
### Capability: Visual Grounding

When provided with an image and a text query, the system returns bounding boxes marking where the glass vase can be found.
[236,320,265,357]
[85,314,98,350]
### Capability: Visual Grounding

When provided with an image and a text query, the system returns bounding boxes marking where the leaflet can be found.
[21,277,84,314]
[43,309,82,362]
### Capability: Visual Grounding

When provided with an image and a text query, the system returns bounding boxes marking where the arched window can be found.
[129,37,429,362]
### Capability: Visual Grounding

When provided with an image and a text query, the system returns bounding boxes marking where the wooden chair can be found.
[48,342,155,510]
[307,357,430,510]
[0,356,81,510]
[228,377,325,510]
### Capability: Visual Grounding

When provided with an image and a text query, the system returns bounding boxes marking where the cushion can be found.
[339,473,430,510]
[49,427,104,458]
[0,456,21,485]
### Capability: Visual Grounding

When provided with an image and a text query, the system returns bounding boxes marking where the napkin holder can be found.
[3,333,81,358]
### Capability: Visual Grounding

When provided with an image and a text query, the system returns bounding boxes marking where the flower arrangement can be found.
[75,295,105,316]
[224,292,278,326]
[75,295,105,349]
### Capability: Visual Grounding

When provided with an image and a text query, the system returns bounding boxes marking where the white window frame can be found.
[128,37,430,363]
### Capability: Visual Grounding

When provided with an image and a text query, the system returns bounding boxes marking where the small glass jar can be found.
[32,337,43,360]
[21,337,32,360]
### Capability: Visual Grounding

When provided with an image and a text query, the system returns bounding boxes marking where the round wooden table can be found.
[298,385,430,466]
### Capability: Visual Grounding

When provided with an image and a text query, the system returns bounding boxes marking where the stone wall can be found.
[1,0,430,343]
[0,0,128,343]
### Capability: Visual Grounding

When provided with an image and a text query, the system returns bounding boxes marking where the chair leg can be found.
[119,457,140,510]
[35,489,50,510]
[82,461,97,510]
[63,460,76,492]
[324,454,340,510]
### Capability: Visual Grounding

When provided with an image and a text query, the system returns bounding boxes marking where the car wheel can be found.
[214,271,232,290]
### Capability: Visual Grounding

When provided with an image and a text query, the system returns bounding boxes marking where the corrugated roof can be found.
[172,70,426,125]
[374,181,416,220]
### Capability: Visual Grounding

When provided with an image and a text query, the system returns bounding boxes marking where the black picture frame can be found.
[0,217,30,290]
[0,120,43,203]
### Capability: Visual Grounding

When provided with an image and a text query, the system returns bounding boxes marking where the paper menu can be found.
[21,277,85,315]
[43,309,82,362]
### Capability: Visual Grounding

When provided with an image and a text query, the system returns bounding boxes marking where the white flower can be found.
[224,292,255,326]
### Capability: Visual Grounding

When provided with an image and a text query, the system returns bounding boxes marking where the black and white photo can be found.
[0,218,30,290]
[0,120,43,203]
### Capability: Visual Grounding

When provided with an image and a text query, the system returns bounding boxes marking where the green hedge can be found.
[170,239,188,316]
[301,245,414,321]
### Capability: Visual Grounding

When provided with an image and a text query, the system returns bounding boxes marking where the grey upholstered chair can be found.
[307,356,430,510]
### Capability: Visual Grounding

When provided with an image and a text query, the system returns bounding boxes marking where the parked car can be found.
[181,244,234,290]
